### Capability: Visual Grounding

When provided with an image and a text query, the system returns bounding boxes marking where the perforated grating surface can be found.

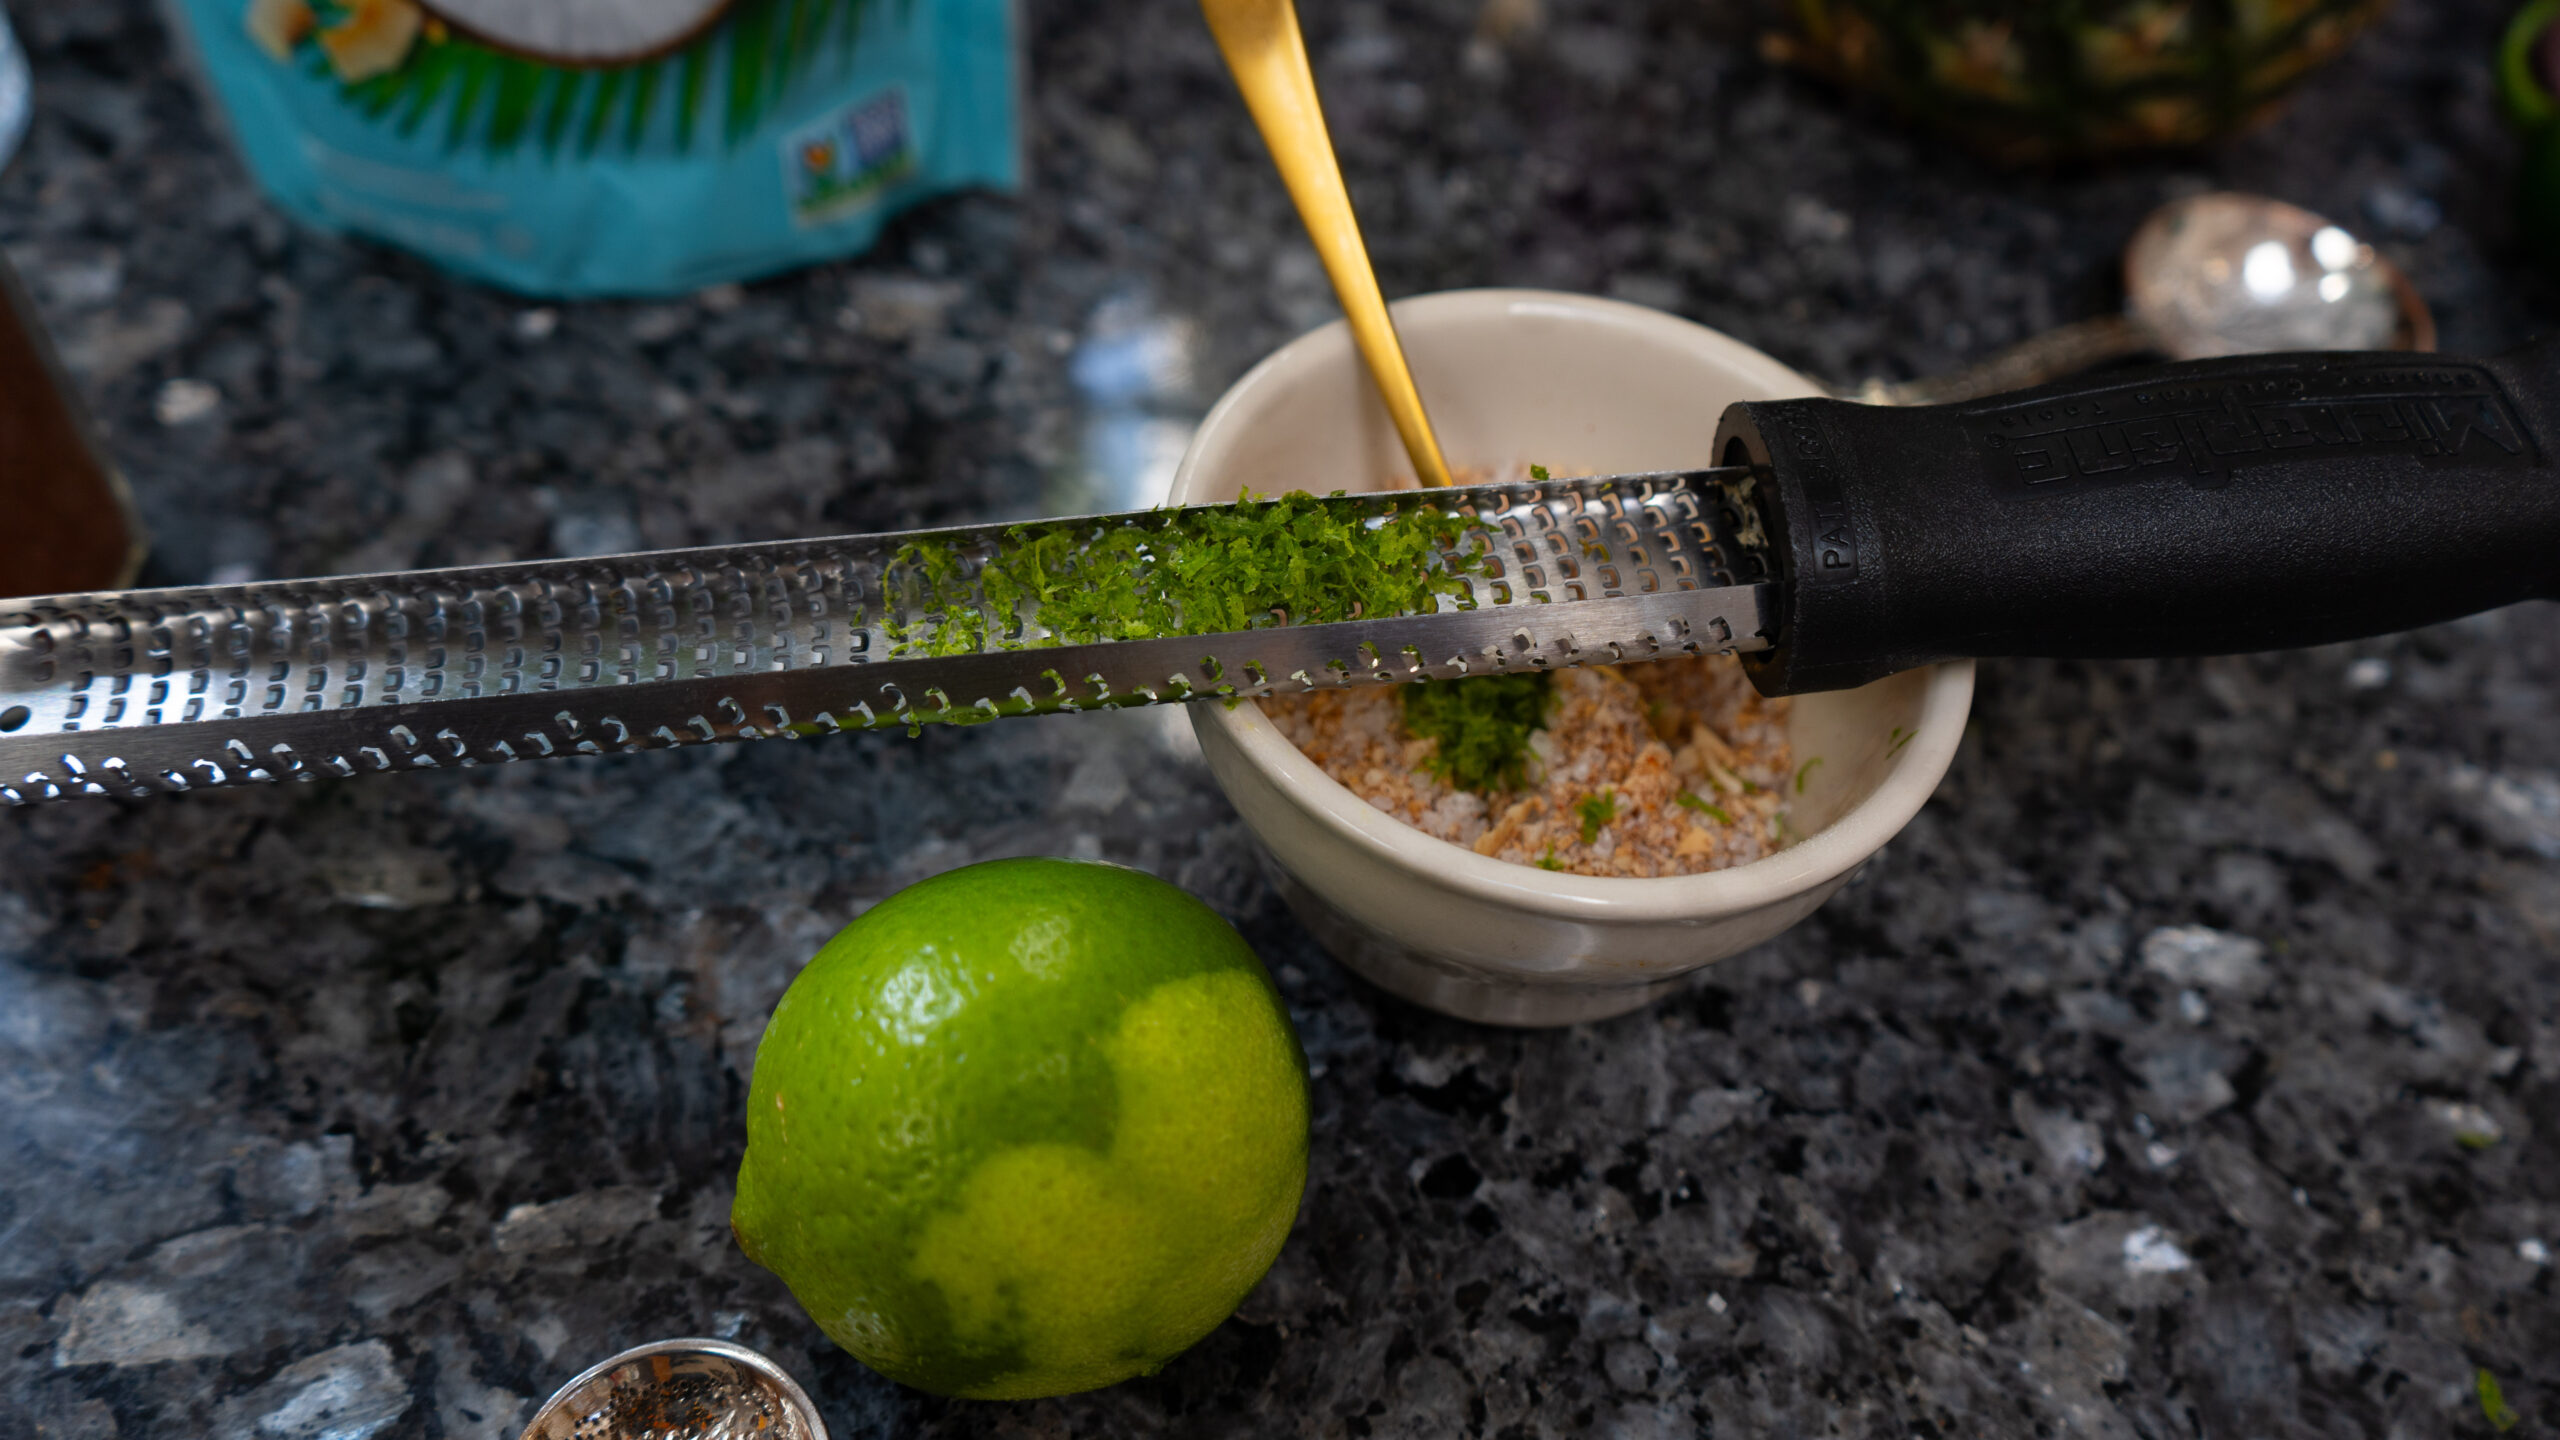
[0,470,1772,803]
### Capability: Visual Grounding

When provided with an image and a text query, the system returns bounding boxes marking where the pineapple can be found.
[1770,0,2393,163]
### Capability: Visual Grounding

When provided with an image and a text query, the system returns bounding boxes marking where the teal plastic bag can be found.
[165,0,1019,297]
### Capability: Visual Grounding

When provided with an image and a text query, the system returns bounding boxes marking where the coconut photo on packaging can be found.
[162,0,1020,296]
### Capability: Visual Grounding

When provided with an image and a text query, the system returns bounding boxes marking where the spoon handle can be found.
[1199,0,1455,488]
[1854,315,2150,407]
[1720,339,2560,695]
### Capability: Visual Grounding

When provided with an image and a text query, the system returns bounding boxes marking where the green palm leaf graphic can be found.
[534,65,580,155]
[726,0,773,145]
[441,49,493,150]
[574,65,627,158]
[674,39,708,151]
[304,0,876,162]
[620,62,661,154]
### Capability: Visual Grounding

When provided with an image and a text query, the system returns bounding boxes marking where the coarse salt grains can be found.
[1264,655,1793,878]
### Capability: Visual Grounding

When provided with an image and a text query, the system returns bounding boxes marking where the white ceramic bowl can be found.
[1171,290,1974,1026]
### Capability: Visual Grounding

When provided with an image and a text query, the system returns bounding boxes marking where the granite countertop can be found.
[3,0,2556,1434]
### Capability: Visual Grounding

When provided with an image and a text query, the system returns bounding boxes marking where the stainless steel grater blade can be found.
[0,469,1772,805]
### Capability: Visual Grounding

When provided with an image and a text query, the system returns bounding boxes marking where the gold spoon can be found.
[1199,0,1456,488]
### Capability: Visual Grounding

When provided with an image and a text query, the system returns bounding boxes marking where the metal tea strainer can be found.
[517,1338,828,1440]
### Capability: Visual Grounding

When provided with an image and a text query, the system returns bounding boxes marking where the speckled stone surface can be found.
[2,0,2556,1435]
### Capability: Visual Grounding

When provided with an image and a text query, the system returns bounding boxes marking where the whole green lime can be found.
[731,858,1309,1399]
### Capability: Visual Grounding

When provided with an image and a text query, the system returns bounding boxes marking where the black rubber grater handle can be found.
[1716,337,2560,696]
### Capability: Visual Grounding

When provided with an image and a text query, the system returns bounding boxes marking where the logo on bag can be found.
[1968,362,2536,493]
[785,88,917,227]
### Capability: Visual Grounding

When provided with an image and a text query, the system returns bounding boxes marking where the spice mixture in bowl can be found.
[1173,290,1974,1026]
[1266,657,1795,879]
[1260,461,1800,881]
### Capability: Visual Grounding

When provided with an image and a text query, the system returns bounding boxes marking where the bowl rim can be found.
[1173,287,1977,926]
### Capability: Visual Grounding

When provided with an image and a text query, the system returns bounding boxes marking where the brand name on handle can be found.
[1775,409,1860,586]
[1969,362,2537,493]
